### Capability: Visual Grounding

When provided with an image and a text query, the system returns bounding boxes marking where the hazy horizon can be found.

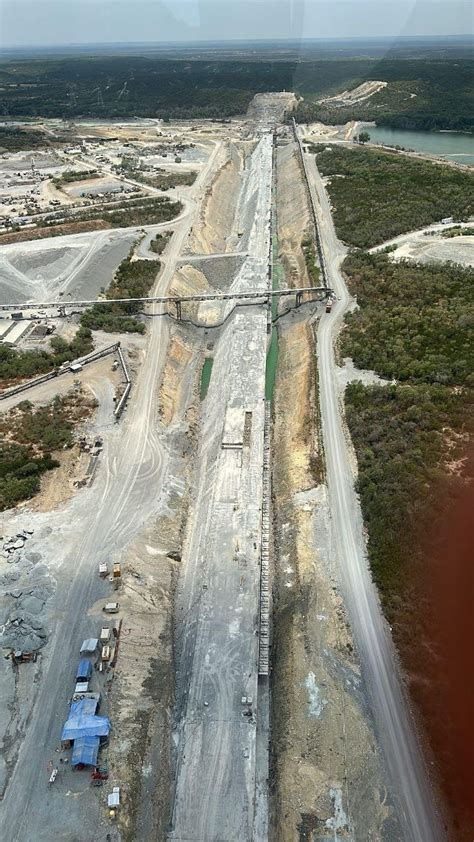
[1,1,472,49]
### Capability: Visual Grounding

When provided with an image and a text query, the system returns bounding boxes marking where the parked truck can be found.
[325,298,333,314]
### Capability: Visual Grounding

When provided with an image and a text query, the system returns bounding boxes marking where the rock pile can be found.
[0,528,52,652]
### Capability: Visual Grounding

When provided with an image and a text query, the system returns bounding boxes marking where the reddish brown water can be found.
[398,456,474,841]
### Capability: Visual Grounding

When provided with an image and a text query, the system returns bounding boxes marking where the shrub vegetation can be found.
[0,326,93,384]
[342,252,473,616]
[0,395,77,510]
[314,146,473,248]
[81,251,158,333]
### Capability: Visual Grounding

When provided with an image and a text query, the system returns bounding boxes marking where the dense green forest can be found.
[345,382,472,610]
[341,252,473,386]
[0,55,471,129]
[314,146,472,248]
[81,252,158,333]
[342,252,473,615]
[294,59,474,131]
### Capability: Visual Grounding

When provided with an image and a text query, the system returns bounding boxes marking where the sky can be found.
[0,0,472,48]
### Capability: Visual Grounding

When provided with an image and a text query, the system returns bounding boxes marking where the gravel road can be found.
[305,150,444,841]
[0,138,221,842]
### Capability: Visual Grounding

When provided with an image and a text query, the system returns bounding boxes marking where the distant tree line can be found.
[0,55,471,129]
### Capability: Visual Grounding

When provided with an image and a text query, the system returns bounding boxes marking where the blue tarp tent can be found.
[76,659,93,680]
[71,735,100,767]
[69,697,98,717]
[61,698,110,742]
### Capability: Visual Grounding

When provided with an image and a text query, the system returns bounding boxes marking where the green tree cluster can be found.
[314,146,472,248]
[0,326,93,383]
[52,169,98,185]
[81,253,158,333]
[42,195,182,231]
[341,252,474,386]
[342,252,473,617]
[0,395,76,510]
[150,232,171,255]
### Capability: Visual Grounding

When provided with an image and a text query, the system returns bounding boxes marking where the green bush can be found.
[0,396,75,510]
[0,326,93,383]
[81,253,157,333]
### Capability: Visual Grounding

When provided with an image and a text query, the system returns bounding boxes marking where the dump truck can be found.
[113,563,121,579]
[325,299,333,314]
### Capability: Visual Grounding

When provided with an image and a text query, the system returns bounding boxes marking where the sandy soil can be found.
[159,334,195,426]
[320,81,387,107]
[271,145,392,839]
[277,143,312,287]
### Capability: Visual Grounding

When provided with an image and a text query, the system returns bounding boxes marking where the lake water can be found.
[367,126,474,166]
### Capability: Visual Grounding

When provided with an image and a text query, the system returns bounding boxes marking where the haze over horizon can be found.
[0,0,472,49]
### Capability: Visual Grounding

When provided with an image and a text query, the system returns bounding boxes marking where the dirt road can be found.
[303,149,444,840]
[168,132,273,842]
[0,138,221,842]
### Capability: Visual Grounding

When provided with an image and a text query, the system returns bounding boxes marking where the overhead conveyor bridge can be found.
[0,286,331,315]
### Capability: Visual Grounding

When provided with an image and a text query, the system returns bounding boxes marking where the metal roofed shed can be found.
[76,659,93,681]
[71,735,100,767]
[80,638,98,654]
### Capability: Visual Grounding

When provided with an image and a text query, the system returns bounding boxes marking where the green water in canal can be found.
[200,357,214,400]
[265,211,284,402]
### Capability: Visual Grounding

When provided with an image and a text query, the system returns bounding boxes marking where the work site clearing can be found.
[0,93,468,842]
